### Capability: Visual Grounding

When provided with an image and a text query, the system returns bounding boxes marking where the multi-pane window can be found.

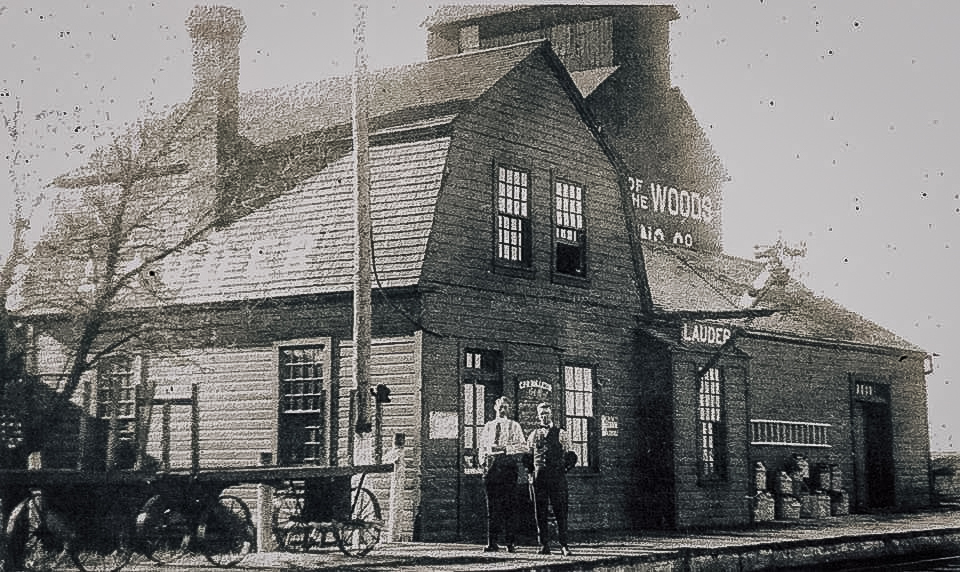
[496,166,531,265]
[96,356,138,465]
[462,349,501,473]
[278,345,325,465]
[97,357,137,422]
[698,367,725,479]
[564,364,594,469]
[555,181,585,276]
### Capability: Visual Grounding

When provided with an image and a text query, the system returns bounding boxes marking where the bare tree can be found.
[1,97,224,462]
[2,84,339,467]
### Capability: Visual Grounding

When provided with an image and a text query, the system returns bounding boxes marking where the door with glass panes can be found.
[460,349,502,541]
[277,344,330,465]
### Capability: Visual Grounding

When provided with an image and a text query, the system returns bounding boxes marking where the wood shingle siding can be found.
[161,138,450,305]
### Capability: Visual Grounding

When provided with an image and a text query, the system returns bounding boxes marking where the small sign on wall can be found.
[601,415,619,437]
[429,411,458,439]
[516,374,554,431]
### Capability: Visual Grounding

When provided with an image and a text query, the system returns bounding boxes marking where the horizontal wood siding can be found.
[740,337,931,511]
[336,335,422,541]
[418,51,645,538]
[144,347,275,469]
[671,355,750,529]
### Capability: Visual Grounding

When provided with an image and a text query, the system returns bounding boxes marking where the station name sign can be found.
[628,176,720,251]
[681,321,733,346]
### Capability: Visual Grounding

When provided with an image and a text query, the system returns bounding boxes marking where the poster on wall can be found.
[515,374,554,432]
[428,411,458,439]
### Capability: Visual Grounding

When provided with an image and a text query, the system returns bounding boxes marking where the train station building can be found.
[4,4,932,543]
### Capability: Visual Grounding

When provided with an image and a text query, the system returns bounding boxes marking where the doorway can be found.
[851,381,894,510]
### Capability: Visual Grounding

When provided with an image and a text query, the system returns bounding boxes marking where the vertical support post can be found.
[256,451,276,552]
[387,432,406,543]
[160,402,171,471]
[134,384,145,471]
[191,383,200,475]
[77,375,92,470]
[373,398,383,465]
[105,372,120,471]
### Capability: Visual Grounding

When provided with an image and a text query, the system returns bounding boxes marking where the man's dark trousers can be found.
[532,467,568,548]
[484,456,518,547]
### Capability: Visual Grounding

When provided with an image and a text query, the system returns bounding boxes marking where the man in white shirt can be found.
[478,396,526,552]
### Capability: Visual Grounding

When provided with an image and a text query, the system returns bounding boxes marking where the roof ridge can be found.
[426,38,547,63]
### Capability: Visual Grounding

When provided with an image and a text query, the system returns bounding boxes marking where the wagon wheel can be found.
[197,494,255,567]
[333,487,382,557]
[68,497,134,572]
[5,494,74,571]
[135,494,190,565]
[272,489,307,552]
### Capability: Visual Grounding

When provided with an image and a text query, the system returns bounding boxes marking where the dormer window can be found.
[496,165,531,267]
[555,180,585,276]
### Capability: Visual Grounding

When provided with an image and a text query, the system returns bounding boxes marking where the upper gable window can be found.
[496,166,531,267]
[555,180,585,276]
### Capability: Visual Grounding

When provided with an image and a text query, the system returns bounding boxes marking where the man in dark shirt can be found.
[526,402,574,556]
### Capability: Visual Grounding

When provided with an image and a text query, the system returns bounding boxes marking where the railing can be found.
[750,419,831,447]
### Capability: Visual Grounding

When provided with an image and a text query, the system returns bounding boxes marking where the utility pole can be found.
[352,2,373,445]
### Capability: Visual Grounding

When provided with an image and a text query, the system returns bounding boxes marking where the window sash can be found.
[463,382,485,450]
[278,345,326,464]
[698,367,724,478]
[555,181,584,244]
[97,358,137,420]
[564,365,594,468]
[497,166,530,263]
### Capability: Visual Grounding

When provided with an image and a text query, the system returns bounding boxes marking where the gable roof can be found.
[12,41,573,315]
[643,242,923,353]
[239,40,547,145]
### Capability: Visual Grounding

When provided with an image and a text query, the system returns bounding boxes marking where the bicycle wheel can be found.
[135,494,190,564]
[333,487,382,557]
[197,495,255,567]
[5,495,73,571]
[68,498,134,572]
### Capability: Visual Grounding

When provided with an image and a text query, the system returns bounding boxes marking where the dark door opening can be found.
[851,380,895,511]
[862,401,895,508]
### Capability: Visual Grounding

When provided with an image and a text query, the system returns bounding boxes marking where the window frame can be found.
[274,338,332,467]
[552,176,588,280]
[493,162,534,276]
[461,348,503,474]
[562,361,599,473]
[96,355,139,430]
[697,366,727,483]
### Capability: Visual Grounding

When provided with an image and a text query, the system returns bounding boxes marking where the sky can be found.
[1,1,957,451]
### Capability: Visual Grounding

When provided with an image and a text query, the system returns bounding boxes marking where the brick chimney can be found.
[185,5,245,222]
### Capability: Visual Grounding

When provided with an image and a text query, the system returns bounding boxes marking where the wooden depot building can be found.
[5,4,932,543]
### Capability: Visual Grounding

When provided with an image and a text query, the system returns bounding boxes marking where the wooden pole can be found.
[77,376,92,470]
[387,432,406,543]
[191,382,200,475]
[161,402,171,471]
[256,451,276,551]
[105,372,120,471]
[352,2,373,441]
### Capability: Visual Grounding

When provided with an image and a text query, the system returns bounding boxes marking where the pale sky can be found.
[1,1,957,451]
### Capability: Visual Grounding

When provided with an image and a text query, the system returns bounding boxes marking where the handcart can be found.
[1,385,397,571]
